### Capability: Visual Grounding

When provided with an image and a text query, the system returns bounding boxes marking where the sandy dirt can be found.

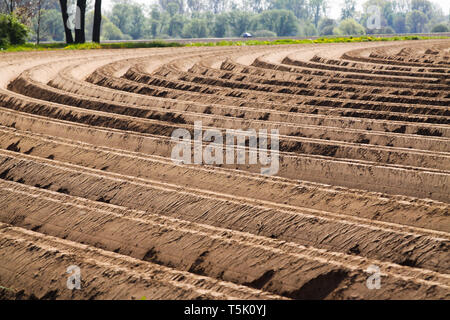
[0,40,449,300]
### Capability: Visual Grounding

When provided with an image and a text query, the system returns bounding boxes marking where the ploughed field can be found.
[0,39,449,300]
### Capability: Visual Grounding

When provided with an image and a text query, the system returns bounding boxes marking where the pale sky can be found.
[102,0,450,19]
[326,0,450,19]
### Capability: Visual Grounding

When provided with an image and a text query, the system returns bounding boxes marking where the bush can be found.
[102,19,132,41]
[298,20,317,37]
[157,34,171,39]
[318,18,335,35]
[334,19,366,36]
[252,30,277,38]
[320,25,335,36]
[0,34,8,47]
[431,24,449,33]
[367,27,395,35]
[0,14,29,47]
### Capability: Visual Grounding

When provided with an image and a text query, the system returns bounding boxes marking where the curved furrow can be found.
[87,59,450,124]
[0,117,447,232]
[343,44,450,68]
[122,62,450,116]
[0,181,449,300]
[251,56,450,91]
[189,60,450,101]
[0,149,448,274]
[1,87,449,200]
[153,59,450,107]
[49,57,450,138]
[0,124,448,233]
[0,223,283,300]
[9,67,450,171]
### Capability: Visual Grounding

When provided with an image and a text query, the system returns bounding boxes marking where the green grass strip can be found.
[1,35,448,52]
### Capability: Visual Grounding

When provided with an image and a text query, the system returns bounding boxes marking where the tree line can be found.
[1,0,449,45]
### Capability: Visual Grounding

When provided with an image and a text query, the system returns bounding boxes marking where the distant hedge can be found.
[431,24,449,33]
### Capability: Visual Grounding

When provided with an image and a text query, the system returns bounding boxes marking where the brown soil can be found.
[0,40,448,300]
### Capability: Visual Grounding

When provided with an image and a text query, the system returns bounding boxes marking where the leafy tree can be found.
[410,0,433,19]
[182,18,208,38]
[187,0,204,13]
[227,10,254,36]
[167,2,179,17]
[246,0,269,14]
[341,0,356,20]
[43,0,60,11]
[109,2,145,39]
[168,14,184,37]
[297,19,317,36]
[149,19,160,38]
[270,0,308,20]
[406,9,428,33]
[31,9,63,41]
[257,9,298,36]
[309,0,328,27]
[392,13,407,33]
[101,16,131,40]
[110,3,132,32]
[150,6,161,20]
[159,0,184,14]
[213,13,228,37]
[207,0,227,14]
[146,6,161,38]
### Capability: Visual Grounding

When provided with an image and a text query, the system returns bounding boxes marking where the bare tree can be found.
[2,1,32,16]
[59,0,74,43]
[0,0,12,13]
[74,0,86,43]
[309,0,328,27]
[2,0,33,13]
[35,0,42,44]
[92,0,101,42]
